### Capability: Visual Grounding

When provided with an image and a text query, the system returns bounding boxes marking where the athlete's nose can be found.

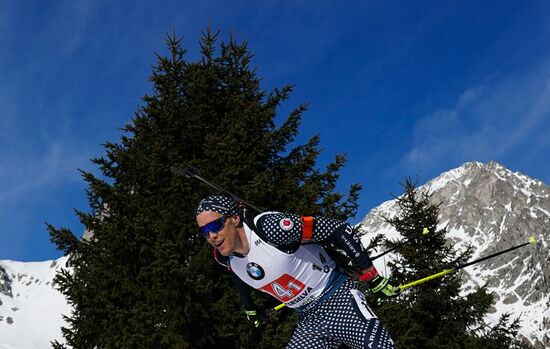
[208,231,220,240]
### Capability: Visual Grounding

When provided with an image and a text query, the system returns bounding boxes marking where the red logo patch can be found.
[279,218,294,231]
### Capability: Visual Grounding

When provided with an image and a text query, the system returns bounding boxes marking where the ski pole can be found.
[265,303,286,316]
[171,166,264,212]
[267,227,432,315]
[370,227,430,260]
[398,236,539,291]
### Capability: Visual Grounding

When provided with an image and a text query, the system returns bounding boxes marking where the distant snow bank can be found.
[0,256,71,349]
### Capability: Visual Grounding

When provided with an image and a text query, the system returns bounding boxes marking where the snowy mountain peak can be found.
[424,161,549,204]
[360,161,550,348]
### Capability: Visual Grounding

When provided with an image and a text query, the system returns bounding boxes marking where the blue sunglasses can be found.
[198,216,226,237]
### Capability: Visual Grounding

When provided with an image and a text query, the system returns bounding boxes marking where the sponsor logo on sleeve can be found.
[279,218,294,231]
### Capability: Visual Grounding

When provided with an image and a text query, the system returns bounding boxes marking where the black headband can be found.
[196,194,239,217]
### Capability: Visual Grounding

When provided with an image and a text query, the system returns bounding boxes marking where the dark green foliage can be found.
[477,314,533,349]
[48,27,360,349]
[374,178,532,348]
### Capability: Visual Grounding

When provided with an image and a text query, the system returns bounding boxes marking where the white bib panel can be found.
[230,222,337,308]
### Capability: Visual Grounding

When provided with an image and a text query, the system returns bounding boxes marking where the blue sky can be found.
[1,1,549,261]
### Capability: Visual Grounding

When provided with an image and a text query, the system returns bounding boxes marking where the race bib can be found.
[350,289,378,320]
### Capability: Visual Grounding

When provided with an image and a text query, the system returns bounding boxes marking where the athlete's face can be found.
[196,211,241,256]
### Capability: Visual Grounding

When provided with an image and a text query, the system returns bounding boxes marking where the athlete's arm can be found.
[254,212,373,270]
[230,272,257,311]
[213,249,258,311]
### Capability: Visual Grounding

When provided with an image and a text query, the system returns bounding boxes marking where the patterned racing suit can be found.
[220,210,396,349]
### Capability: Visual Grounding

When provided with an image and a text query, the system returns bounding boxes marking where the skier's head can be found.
[196,193,239,217]
[196,194,246,256]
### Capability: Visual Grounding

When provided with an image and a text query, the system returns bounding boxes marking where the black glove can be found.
[244,309,268,328]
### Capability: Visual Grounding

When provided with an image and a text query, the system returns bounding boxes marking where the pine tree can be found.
[48,27,361,349]
[374,178,532,348]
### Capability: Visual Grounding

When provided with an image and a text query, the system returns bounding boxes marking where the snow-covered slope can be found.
[0,256,71,349]
[360,161,549,348]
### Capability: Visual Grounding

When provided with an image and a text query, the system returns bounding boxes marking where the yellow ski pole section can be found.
[397,236,539,291]
[398,268,455,291]
[273,303,286,311]
[265,302,287,315]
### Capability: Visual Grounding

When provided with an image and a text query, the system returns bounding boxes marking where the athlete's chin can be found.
[217,248,232,256]
[216,243,232,256]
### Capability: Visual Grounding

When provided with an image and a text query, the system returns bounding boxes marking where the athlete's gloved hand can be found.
[368,275,400,298]
[359,266,400,304]
[244,309,268,328]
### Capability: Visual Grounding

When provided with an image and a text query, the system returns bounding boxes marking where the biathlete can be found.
[196,194,398,349]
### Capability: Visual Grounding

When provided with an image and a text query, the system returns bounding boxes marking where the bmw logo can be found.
[246,262,265,280]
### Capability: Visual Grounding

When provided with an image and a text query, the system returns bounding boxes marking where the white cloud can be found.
[0,137,90,202]
[403,59,550,171]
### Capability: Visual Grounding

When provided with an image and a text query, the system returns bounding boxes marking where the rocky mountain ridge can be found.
[360,161,549,348]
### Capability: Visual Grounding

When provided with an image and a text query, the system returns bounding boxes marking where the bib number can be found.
[260,274,306,301]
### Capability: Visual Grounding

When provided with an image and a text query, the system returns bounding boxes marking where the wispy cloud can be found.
[402,59,550,173]
[0,138,90,202]
[0,1,99,203]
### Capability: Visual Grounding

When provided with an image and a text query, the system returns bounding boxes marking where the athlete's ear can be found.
[232,215,241,226]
